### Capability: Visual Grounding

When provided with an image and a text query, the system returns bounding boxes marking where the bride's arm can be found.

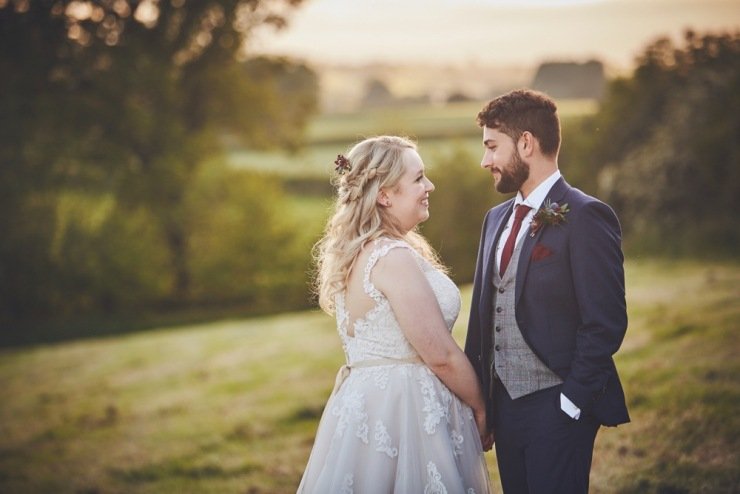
[373,248,488,436]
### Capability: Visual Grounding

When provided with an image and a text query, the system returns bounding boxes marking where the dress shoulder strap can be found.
[363,239,416,302]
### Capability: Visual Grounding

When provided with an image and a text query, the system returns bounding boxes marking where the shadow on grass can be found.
[110,459,259,484]
[0,301,314,350]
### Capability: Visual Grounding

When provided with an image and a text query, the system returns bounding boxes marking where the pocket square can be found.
[531,243,554,262]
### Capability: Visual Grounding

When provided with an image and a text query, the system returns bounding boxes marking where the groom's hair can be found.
[477,89,560,157]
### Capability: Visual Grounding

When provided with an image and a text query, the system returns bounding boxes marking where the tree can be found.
[585,31,740,255]
[0,0,318,318]
[531,60,605,99]
[422,146,504,282]
[361,78,395,108]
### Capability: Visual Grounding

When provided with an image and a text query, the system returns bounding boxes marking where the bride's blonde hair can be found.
[313,136,446,314]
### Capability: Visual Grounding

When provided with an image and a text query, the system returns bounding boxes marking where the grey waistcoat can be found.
[490,234,562,399]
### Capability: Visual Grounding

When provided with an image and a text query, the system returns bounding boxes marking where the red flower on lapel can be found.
[531,243,554,262]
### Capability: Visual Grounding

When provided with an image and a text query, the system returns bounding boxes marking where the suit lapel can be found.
[479,200,514,326]
[483,200,514,282]
[515,177,570,306]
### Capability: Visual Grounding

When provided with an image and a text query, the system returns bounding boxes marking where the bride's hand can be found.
[481,430,494,452]
[474,409,493,450]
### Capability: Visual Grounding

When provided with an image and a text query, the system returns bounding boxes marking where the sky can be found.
[252,0,740,69]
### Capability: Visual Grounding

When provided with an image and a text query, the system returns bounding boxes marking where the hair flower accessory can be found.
[334,154,351,175]
[530,199,570,236]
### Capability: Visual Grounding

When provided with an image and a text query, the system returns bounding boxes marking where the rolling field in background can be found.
[226,99,598,178]
[1,259,737,493]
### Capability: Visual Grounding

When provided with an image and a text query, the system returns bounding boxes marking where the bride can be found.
[298,136,492,493]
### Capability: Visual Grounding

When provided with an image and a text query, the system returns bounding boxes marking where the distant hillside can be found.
[531,60,605,99]
[315,62,533,112]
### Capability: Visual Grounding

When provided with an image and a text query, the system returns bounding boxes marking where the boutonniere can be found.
[529,199,570,237]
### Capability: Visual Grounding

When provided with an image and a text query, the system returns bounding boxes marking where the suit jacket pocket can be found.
[529,249,561,269]
[530,243,554,262]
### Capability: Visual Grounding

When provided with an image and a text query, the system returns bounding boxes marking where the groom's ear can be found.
[519,131,537,158]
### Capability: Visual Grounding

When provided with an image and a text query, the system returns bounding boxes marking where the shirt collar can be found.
[515,170,562,211]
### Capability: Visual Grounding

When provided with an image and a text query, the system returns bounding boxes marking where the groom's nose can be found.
[480,148,493,169]
[481,154,491,169]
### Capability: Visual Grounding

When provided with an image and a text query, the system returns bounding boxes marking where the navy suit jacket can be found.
[464,177,630,427]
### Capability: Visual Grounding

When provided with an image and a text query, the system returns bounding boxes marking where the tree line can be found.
[1,6,737,338]
[560,30,739,257]
[0,0,318,326]
[424,30,739,283]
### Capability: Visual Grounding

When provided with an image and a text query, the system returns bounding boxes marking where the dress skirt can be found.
[297,363,491,493]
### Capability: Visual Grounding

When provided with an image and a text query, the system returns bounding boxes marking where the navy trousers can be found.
[492,378,600,494]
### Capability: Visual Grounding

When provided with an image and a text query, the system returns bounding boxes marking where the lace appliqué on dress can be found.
[341,473,354,494]
[424,461,448,494]
[451,429,464,458]
[331,389,369,444]
[362,240,413,303]
[374,420,399,458]
[371,366,390,389]
[419,367,453,434]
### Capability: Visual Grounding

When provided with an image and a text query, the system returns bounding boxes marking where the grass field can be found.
[1,259,738,493]
[227,99,597,178]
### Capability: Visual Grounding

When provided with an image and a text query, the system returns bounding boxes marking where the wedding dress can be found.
[298,239,491,493]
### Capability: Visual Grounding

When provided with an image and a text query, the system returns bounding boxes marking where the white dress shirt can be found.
[495,170,581,420]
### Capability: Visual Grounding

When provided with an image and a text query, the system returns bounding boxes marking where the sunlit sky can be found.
[252,0,740,68]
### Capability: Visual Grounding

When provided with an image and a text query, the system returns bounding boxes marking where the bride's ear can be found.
[377,190,391,208]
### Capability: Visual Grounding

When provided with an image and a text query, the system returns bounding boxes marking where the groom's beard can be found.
[496,151,530,194]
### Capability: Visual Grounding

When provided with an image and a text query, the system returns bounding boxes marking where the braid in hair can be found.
[340,165,381,203]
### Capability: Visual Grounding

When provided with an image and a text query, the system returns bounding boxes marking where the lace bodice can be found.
[335,239,461,365]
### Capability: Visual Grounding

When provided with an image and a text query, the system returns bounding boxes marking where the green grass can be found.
[228,99,597,178]
[1,259,737,493]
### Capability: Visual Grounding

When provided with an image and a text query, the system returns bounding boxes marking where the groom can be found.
[464,89,630,493]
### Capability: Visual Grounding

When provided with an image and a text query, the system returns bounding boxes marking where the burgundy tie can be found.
[500,205,532,276]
